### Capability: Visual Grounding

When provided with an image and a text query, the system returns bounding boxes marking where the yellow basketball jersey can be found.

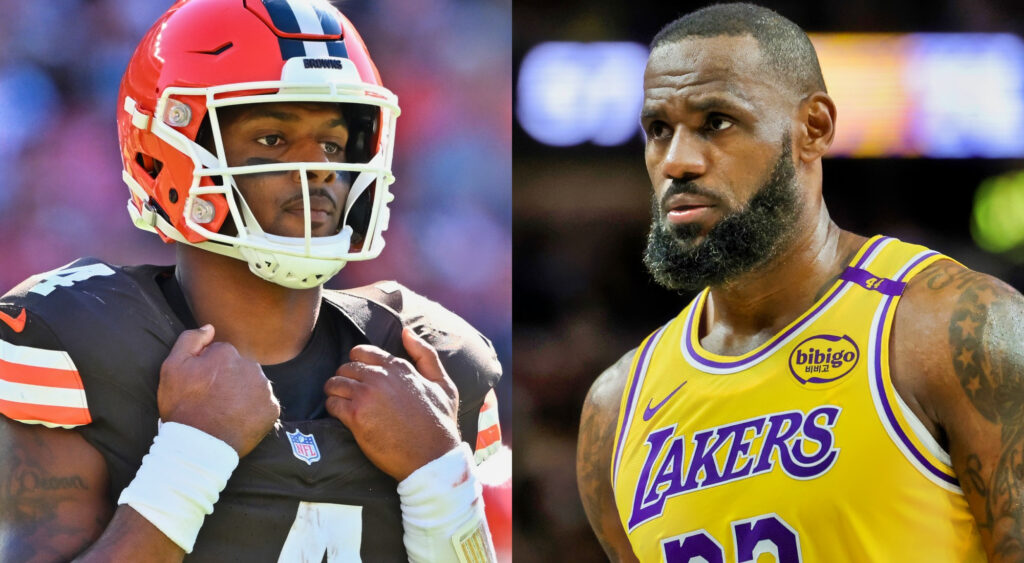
[611,236,985,562]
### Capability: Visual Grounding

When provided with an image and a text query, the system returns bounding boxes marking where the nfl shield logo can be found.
[286,429,321,465]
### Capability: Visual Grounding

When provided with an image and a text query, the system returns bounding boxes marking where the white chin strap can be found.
[237,229,353,289]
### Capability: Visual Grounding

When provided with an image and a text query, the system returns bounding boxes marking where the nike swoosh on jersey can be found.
[642,381,687,421]
[0,308,26,333]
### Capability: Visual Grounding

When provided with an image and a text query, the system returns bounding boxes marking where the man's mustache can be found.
[659,179,721,209]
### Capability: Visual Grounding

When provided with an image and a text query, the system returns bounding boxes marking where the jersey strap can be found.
[864,240,961,490]
[611,324,669,485]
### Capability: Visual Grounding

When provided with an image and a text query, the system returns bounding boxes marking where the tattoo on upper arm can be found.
[947,273,1024,558]
[578,393,618,555]
[578,356,638,562]
[0,426,104,562]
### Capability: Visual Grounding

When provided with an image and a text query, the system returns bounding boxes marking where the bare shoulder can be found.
[578,348,634,477]
[577,349,639,563]
[583,349,635,419]
[0,415,111,562]
[895,259,1024,558]
[895,259,1024,414]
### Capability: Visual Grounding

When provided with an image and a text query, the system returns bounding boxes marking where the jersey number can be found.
[662,513,801,563]
[279,502,363,562]
[29,264,116,296]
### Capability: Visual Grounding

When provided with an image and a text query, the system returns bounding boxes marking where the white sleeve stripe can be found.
[477,408,499,428]
[0,339,78,371]
[0,379,89,409]
[8,419,83,429]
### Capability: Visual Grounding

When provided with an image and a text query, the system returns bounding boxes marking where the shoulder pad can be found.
[324,282,502,442]
[1,258,182,429]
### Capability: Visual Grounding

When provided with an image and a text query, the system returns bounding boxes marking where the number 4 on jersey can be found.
[30,263,116,296]
[662,513,801,563]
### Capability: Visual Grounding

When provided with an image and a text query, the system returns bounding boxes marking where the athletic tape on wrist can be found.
[117,421,239,553]
[397,443,497,563]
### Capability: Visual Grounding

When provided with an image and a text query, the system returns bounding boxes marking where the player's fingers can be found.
[324,395,354,425]
[168,324,215,359]
[324,374,363,398]
[349,344,393,366]
[334,360,391,382]
[402,328,447,383]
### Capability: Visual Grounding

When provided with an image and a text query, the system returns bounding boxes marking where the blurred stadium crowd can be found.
[514,0,1024,560]
[0,0,511,431]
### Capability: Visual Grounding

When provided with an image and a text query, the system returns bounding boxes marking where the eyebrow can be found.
[641,93,754,120]
[688,93,756,114]
[233,108,347,128]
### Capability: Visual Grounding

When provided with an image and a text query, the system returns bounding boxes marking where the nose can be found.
[289,138,338,185]
[660,126,707,181]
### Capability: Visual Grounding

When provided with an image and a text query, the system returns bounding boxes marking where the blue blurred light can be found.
[516,42,648,147]
[906,33,1024,158]
[0,64,59,154]
[518,34,1024,158]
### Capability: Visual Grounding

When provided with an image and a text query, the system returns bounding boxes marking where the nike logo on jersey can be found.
[642,381,687,421]
[0,308,26,333]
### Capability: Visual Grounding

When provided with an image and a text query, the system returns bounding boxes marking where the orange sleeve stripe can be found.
[0,398,92,426]
[0,358,86,389]
[476,422,501,450]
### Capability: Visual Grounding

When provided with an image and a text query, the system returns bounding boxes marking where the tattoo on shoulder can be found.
[947,274,1022,422]
[924,263,985,291]
[947,273,1024,557]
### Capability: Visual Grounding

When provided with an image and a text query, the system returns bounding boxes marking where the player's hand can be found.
[324,328,460,481]
[158,325,280,457]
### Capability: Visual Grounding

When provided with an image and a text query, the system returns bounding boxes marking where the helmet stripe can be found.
[302,40,329,57]
[262,0,302,34]
[277,37,307,59]
[313,2,342,36]
[262,0,348,61]
[326,41,348,58]
[283,0,327,35]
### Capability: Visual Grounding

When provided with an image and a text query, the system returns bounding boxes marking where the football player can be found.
[0,0,508,561]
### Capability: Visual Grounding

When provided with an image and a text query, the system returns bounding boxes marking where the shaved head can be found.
[651,3,826,98]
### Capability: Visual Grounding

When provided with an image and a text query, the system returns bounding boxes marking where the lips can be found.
[284,195,336,225]
[663,193,715,225]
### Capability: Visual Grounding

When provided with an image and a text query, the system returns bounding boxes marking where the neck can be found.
[700,203,866,355]
[176,245,323,365]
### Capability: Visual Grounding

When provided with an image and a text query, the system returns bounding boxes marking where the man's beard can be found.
[643,138,800,292]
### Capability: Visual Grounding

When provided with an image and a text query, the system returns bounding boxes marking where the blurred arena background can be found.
[0,0,510,448]
[513,0,1024,560]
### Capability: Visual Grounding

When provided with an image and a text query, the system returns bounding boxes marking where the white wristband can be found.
[117,422,239,553]
[397,443,497,563]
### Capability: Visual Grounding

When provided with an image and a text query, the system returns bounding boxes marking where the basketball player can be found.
[577,4,1023,561]
[0,0,506,561]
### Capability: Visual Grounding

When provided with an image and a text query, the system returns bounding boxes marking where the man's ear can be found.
[796,92,836,163]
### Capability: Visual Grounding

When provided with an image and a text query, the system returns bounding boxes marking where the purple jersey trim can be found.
[613,326,667,483]
[683,236,890,370]
[871,250,958,486]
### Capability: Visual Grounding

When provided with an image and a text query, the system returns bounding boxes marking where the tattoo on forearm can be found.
[948,275,1024,558]
[0,428,99,561]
